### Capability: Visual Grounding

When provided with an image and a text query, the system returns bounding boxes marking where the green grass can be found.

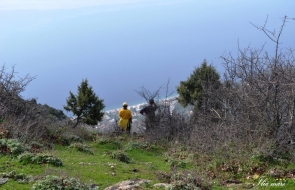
[1,136,295,189]
[0,136,170,189]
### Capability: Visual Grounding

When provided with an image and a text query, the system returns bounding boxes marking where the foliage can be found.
[0,64,35,118]
[146,144,166,153]
[110,150,131,163]
[31,175,97,190]
[27,99,67,120]
[125,140,148,151]
[70,126,95,142]
[18,152,63,166]
[96,137,122,150]
[176,60,221,108]
[220,15,295,152]
[168,172,201,190]
[1,170,32,183]
[163,148,195,170]
[17,152,35,164]
[165,155,188,169]
[27,141,45,153]
[64,79,105,128]
[60,134,84,146]
[69,142,94,155]
[43,103,67,120]
[0,138,24,156]
[0,65,65,144]
[1,135,295,189]
[136,80,194,144]
[46,124,95,146]
[156,170,211,190]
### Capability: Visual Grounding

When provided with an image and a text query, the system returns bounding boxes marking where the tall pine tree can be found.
[64,79,105,128]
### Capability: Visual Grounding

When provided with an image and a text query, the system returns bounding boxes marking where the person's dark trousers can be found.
[126,121,131,134]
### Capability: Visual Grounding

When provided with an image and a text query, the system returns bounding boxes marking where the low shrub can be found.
[69,143,94,155]
[156,170,211,190]
[1,170,32,183]
[96,138,121,150]
[167,157,188,169]
[71,126,95,141]
[164,151,193,169]
[0,138,24,156]
[97,137,113,145]
[17,152,35,164]
[146,144,166,153]
[110,150,131,163]
[18,153,63,167]
[125,141,148,151]
[27,141,44,153]
[54,133,84,146]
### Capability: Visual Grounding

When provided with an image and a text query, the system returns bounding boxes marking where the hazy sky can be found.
[0,0,294,115]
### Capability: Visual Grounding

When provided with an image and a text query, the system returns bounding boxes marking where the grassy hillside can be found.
[1,133,295,190]
[1,135,170,189]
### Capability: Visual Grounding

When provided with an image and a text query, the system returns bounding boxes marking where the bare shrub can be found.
[135,80,194,143]
[0,64,67,144]
[188,16,295,159]
[220,16,295,156]
[0,64,35,119]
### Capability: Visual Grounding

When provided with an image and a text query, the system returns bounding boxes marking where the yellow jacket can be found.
[118,108,132,130]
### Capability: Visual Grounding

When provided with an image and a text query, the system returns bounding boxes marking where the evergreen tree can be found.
[64,79,105,128]
[44,104,67,120]
[176,60,221,108]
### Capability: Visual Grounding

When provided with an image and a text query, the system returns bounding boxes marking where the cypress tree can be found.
[64,79,105,128]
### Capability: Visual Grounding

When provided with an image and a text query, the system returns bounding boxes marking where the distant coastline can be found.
[104,94,178,112]
[104,100,147,112]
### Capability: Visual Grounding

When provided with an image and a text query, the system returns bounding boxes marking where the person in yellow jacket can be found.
[118,102,132,134]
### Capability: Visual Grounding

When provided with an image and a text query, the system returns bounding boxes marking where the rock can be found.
[0,178,9,185]
[269,168,285,178]
[104,179,150,190]
[153,183,171,189]
[90,184,99,188]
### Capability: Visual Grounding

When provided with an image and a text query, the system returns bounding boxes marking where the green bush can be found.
[168,171,211,190]
[165,155,188,169]
[33,153,63,166]
[96,138,121,150]
[18,152,35,164]
[1,170,32,184]
[250,153,289,167]
[71,127,95,141]
[8,139,24,155]
[0,138,6,152]
[156,171,211,190]
[147,144,165,153]
[31,175,98,190]
[125,141,148,151]
[69,143,94,155]
[28,141,44,152]
[0,138,24,156]
[18,153,63,167]
[169,172,199,190]
[56,133,84,146]
[110,150,131,163]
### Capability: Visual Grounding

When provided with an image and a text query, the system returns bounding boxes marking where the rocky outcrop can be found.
[104,179,150,190]
[0,178,9,185]
[104,179,173,190]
